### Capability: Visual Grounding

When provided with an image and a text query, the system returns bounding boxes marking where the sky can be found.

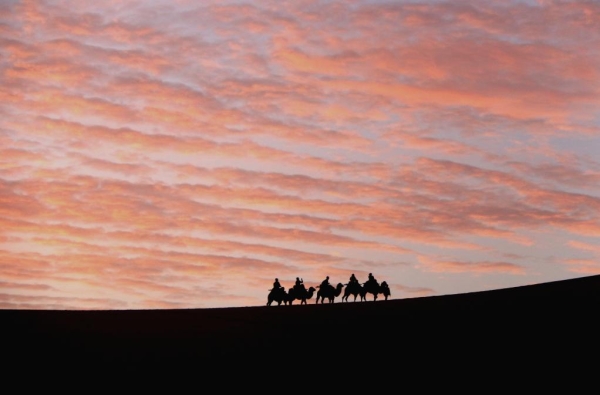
[1,0,599,310]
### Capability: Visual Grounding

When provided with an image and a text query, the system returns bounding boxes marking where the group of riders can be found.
[271,273,389,294]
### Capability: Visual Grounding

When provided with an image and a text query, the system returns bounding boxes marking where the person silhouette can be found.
[366,273,378,290]
[349,273,358,285]
[272,278,282,291]
[320,276,330,289]
[295,277,304,290]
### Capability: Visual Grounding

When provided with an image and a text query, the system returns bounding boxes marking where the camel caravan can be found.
[267,273,391,306]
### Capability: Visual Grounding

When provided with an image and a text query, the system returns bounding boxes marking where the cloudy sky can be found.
[1,0,599,310]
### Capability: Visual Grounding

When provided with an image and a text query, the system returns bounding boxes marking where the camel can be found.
[267,287,290,306]
[362,280,391,301]
[288,286,316,305]
[363,281,381,301]
[316,283,344,304]
[342,282,364,302]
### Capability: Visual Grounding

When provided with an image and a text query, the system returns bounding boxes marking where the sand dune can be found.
[4,275,599,381]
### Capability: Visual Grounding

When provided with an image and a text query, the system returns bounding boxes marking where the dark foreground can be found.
[4,275,600,381]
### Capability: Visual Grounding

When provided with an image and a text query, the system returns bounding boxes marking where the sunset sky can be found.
[2,0,599,310]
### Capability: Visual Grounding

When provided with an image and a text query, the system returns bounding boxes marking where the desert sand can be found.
[4,274,599,382]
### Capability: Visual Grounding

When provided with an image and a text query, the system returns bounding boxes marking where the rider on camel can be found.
[272,278,282,292]
[348,273,359,290]
[320,276,330,289]
[294,277,305,292]
[366,273,378,289]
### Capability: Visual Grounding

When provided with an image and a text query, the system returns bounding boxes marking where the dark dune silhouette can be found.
[4,275,600,380]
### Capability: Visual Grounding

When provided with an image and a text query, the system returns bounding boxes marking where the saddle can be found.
[365,280,379,291]
[298,283,308,291]
[271,287,284,295]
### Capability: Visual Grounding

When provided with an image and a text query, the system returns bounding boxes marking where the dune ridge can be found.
[4,274,600,377]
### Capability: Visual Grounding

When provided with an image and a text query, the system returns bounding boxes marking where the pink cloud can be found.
[568,240,600,253]
[418,255,526,275]
[392,283,435,298]
[563,259,600,274]
[270,1,600,124]
[2,0,599,309]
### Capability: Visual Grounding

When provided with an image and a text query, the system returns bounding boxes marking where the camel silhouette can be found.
[342,282,365,302]
[288,286,316,305]
[316,283,344,304]
[362,280,391,301]
[267,287,290,306]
